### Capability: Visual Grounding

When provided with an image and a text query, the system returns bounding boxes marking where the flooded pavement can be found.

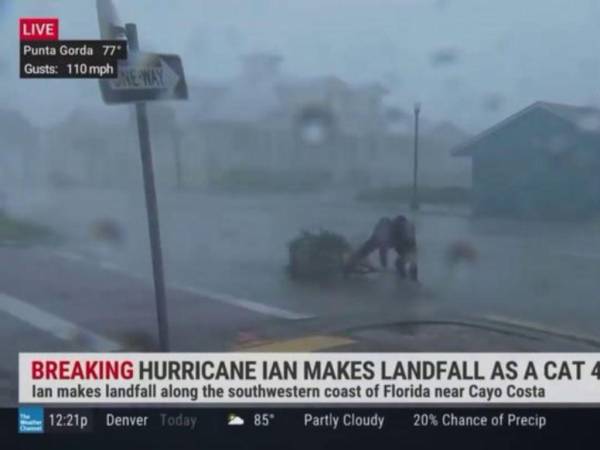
[7,187,600,342]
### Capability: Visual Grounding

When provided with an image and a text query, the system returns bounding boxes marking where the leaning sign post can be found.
[96,0,188,351]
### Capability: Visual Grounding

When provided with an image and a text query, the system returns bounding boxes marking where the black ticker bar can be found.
[4,407,599,449]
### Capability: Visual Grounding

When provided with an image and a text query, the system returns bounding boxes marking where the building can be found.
[0,109,40,187]
[42,108,137,188]
[34,52,469,191]
[181,53,390,136]
[452,101,600,219]
[273,76,389,136]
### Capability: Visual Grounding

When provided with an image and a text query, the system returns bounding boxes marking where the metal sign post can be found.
[125,23,170,352]
[97,0,187,351]
[172,127,183,189]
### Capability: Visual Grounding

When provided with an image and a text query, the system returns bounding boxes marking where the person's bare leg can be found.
[378,246,388,268]
[394,255,407,278]
[344,237,378,272]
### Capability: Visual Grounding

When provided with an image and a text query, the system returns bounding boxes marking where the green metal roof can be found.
[451,101,600,157]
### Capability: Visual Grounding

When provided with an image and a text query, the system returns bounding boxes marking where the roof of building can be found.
[451,101,600,156]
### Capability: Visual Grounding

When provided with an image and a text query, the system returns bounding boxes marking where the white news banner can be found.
[18,353,600,404]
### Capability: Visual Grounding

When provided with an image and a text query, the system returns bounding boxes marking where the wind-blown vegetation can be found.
[287,230,351,280]
[0,213,55,245]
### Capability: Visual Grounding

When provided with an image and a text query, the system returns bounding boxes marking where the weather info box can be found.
[19,17,126,78]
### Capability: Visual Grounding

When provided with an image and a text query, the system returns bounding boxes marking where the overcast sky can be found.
[2,0,600,131]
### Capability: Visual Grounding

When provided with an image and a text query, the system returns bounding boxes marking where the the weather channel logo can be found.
[18,406,44,433]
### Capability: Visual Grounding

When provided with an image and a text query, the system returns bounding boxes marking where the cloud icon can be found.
[227,414,244,426]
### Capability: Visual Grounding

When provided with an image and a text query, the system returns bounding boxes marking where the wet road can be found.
[10,187,600,333]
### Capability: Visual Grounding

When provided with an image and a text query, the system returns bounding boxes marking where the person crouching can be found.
[344,215,418,281]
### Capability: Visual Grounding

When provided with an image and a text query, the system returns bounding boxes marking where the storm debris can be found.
[430,47,460,67]
[287,230,351,280]
[445,240,478,267]
[90,218,125,245]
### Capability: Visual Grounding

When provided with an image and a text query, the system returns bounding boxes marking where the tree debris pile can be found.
[287,230,351,280]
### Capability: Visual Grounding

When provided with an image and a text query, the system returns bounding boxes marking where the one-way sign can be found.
[100,52,187,104]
